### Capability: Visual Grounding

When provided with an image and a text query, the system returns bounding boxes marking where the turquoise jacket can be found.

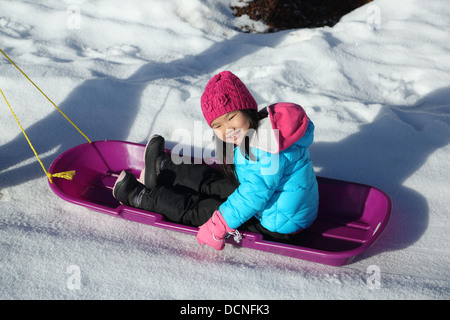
[219,103,319,234]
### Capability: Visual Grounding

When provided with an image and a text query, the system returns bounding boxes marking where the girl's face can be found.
[211,111,250,145]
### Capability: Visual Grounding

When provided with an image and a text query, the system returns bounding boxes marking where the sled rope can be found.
[0,49,91,144]
[0,89,75,183]
[0,49,89,184]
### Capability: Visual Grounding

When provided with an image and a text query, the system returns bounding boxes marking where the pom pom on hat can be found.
[201,71,257,126]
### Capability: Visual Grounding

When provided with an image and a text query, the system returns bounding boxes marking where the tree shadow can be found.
[309,86,450,258]
[0,32,285,189]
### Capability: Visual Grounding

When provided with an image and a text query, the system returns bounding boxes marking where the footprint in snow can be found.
[81,44,144,63]
[0,17,32,38]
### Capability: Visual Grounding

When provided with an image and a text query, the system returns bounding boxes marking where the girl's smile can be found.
[226,129,242,141]
[211,111,250,145]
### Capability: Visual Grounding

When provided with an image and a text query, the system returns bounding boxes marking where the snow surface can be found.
[1,0,449,300]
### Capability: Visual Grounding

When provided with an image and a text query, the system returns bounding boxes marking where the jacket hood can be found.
[249,102,311,153]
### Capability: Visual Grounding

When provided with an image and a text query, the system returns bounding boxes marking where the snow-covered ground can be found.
[1,0,449,300]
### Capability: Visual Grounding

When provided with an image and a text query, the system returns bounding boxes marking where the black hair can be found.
[213,109,267,181]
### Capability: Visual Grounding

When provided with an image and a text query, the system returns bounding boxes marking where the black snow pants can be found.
[136,160,303,242]
[137,160,238,227]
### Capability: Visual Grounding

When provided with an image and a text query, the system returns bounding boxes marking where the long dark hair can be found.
[213,109,267,181]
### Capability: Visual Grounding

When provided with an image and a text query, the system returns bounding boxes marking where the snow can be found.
[1,0,449,300]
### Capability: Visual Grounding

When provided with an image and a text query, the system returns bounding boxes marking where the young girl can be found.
[113,71,319,250]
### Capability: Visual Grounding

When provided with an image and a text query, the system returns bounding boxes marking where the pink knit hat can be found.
[201,71,257,126]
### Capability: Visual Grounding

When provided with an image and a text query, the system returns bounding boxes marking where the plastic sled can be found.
[48,140,391,266]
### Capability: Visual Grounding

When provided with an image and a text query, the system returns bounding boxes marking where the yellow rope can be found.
[0,49,91,144]
[0,49,89,183]
[1,89,75,183]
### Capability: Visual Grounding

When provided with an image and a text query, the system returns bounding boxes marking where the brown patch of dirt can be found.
[232,0,372,32]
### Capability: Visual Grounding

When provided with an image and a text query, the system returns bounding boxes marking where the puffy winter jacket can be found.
[219,103,319,234]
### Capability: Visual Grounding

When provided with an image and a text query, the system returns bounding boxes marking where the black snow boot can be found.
[113,170,145,207]
[139,134,167,188]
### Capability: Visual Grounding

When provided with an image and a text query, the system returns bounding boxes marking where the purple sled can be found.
[48,140,391,266]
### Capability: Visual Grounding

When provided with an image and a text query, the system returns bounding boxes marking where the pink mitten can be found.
[197,210,241,250]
